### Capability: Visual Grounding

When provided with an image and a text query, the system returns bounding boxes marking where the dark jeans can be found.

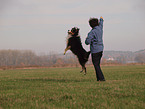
[92,52,105,81]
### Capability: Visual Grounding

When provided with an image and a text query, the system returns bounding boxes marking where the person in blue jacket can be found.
[85,16,105,81]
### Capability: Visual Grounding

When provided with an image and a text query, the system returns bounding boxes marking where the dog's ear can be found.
[76,28,79,32]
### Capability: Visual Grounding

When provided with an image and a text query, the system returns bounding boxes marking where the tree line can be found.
[0,49,145,69]
[0,50,80,68]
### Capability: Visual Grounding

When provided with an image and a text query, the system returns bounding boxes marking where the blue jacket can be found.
[85,18,104,53]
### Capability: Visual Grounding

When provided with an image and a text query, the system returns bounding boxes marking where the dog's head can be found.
[68,27,79,36]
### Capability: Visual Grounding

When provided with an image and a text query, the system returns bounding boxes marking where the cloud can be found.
[0,0,12,11]
[0,0,132,15]
[132,0,145,14]
[0,0,145,52]
[1,0,144,26]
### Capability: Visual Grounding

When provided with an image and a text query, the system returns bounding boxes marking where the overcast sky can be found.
[0,0,145,54]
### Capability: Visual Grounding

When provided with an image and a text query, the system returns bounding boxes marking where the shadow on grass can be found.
[18,78,90,83]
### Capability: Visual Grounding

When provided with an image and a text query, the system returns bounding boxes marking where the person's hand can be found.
[100,16,104,20]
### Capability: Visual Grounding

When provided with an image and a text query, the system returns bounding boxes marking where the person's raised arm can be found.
[99,16,104,29]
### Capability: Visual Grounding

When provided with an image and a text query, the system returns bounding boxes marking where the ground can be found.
[0,65,145,109]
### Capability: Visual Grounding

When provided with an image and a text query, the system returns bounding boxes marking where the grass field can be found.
[0,65,145,109]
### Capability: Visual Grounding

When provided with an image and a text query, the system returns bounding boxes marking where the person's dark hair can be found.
[89,18,99,28]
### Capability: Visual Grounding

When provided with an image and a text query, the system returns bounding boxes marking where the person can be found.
[85,16,105,81]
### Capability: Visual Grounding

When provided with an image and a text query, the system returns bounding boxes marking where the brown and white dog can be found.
[64,27,90,75]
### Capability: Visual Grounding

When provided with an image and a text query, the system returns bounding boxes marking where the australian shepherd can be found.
[64,27,90,75]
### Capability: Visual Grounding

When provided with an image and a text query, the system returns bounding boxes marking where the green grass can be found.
[0,65,145,109]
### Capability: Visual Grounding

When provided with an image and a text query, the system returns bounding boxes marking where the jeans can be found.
[92,52,105,81]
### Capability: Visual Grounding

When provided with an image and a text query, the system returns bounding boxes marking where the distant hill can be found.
[134,49,145,55]
[103,49,145,58]
[60,49,145,64]
[103,49,145,63]
[103,50,134,59]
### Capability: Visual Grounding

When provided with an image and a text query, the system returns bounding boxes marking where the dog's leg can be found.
[64,46,71,55]
[80,67,83,73]
[82,66,86,75]
[80,63,84,73]
[80,65,87,75]
[84,67,87,75]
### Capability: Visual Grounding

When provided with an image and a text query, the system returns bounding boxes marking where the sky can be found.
[0,0,145,54]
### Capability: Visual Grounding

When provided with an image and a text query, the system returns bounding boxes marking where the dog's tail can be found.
[84,51,91,61]
[86,51,91,59]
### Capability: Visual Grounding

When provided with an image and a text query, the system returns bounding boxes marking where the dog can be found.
[64,27,90,75]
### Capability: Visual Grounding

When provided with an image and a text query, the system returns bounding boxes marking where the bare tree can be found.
[135,54,145,63]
